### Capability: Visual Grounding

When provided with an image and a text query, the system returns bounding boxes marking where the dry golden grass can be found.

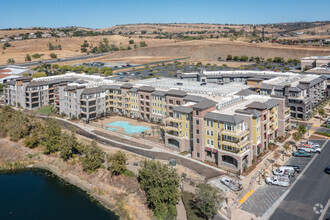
[1,30,329,66]
[0,35,176,65]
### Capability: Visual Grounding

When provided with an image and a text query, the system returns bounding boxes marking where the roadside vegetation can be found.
[1,106,218,219]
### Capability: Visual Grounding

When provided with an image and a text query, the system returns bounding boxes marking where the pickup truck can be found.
[220,175,243,191]
[297,145,311,153]
[297,144,321,153]
[292,150,311,157]
[265,176,290,187]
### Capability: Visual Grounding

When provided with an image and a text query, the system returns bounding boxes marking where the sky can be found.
[1,0,330,29]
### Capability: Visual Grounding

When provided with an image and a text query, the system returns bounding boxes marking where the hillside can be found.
[0,21,329,66]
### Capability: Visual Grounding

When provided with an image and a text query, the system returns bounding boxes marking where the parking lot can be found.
[240,139,326,218]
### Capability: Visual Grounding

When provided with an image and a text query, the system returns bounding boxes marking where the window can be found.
[176,100,180,105]
[196,110,199,115]
[197,153,200,157]
[211,140,214,146]
[169,99,173,104]
[197,139,199,143]
[197,129,199,134]
[207,139,210,145]
[196,119,199,125]
[185,123,188,129]
[206,130,209,135]
[210,131,214,136]
[224,123,234,131]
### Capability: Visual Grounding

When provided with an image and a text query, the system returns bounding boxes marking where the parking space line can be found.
[240,190,254,204]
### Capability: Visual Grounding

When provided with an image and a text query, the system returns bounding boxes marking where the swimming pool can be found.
[107,121,150,134]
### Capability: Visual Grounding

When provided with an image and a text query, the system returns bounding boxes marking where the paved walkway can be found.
[50,116,224,179]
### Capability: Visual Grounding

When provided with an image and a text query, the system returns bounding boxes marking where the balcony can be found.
[166,130,179,137]
[166,121,179,130]
[221,129,249,138]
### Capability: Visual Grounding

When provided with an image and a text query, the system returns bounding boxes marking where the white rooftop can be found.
[262,74,319,87]
[214,95,272,116]
[132,77,249,96]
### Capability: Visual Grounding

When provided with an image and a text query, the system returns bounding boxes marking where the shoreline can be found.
[0,138,152,220]
[0,166,119,218]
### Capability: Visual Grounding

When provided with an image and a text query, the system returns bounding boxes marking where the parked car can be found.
[220,175,243,191]
[324,166,330,174]
[306,141,320,147]
[285,165,301,173]
[265,176,290,187]
[273,166,295,177]
[297,145,311,153]
[310,146,321,153]
[292,150,311,157]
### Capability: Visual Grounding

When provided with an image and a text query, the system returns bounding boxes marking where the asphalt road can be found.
[240,141,320,217]
[0,52,112,68]
[317,127,330,134]
[270,140,330,220]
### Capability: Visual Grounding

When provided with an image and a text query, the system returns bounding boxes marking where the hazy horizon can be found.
[1,0,329,29]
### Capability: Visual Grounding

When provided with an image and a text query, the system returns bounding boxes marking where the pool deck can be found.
[90,116,160,135]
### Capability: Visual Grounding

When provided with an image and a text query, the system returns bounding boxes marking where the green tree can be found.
[0,83,3,91]
[7,58,15,64]
[109,151,127,175]
[103,38,109,46]
[298,124,307,138]
[33,72,47,78]
[138,160,180,218]
[319,109,325,118]
[129,40,134,44]
[283,142,290,154]
[226,54,232,60]
[81,140,104,172]
[292,131,301,142]
[50,53,57,59]
[233,56,240,61]
[25,54,31,61]
[195,183,224,219]
[59,130,78,161]
[42,118,62,154]
[139,41,148,47]
[52,64,59,69]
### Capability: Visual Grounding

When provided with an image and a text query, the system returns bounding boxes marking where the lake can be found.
[0,169,118,220]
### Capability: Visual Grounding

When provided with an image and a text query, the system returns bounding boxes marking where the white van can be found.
[273,166,295,177]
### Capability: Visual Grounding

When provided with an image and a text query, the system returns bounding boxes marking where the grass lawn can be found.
[181,191,205,220]
[36,105,53,115]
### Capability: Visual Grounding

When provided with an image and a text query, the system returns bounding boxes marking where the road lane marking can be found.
[263,140,329,219]
[239,190,254,204]
[319,198,330,220]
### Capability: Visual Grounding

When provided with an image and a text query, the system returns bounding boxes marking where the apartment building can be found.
[259,75,326,120]
[301,56,330,70]
[3,73,294,172]
[164,90,288,172]
[5,76,63,109]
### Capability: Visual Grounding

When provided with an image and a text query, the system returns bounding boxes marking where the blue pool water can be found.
[107,128,117,132]
[107,121,150,134]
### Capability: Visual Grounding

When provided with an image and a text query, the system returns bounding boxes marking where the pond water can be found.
[0,169,118,220]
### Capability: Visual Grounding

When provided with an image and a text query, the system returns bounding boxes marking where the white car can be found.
[310,146,321,153]
[220,175,243,191]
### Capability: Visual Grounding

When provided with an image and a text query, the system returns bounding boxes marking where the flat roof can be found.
[132,78,249,96]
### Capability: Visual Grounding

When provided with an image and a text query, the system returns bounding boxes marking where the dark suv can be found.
[286,165,301,173]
